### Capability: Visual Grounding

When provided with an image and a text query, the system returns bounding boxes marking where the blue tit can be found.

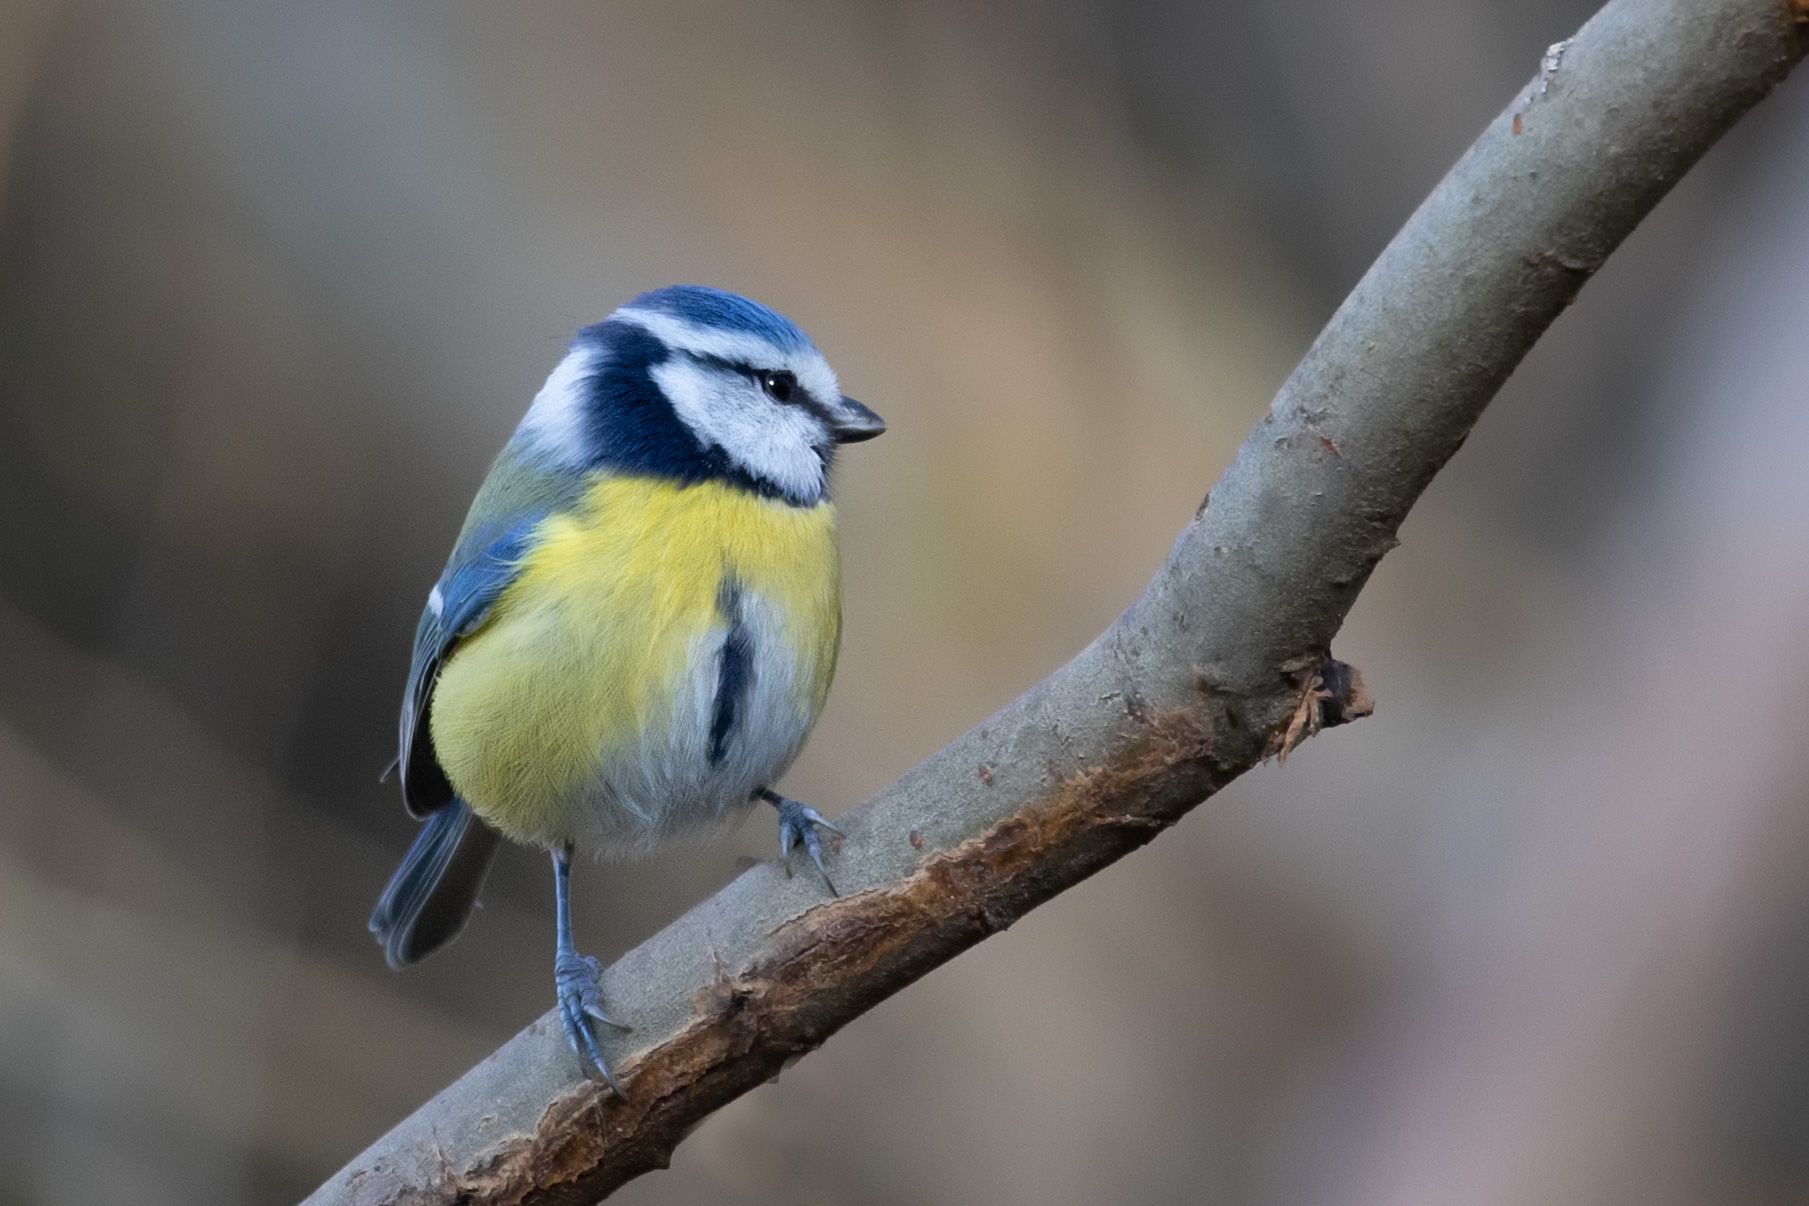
[368,285,885,1088]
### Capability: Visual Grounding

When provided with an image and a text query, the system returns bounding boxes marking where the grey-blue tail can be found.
[369,800,502,969]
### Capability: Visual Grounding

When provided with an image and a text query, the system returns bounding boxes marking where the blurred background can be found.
[3,2,1807,1203]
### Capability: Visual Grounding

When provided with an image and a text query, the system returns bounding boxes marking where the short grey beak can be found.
[829,395,886,444]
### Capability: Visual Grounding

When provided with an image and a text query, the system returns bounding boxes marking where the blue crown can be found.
[624,285,815,353]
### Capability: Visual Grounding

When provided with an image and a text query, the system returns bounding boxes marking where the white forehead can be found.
[614,306,841,404]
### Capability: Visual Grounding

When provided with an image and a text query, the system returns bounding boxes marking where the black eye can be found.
[759,369,798,403]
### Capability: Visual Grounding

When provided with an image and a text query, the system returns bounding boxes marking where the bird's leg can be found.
[551,843,628,1092]
[757,786,842,895]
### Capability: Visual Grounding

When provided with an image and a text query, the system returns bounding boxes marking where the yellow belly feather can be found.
[430,475,841,846]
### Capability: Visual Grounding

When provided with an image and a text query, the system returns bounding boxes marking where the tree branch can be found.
[312,1,1807,1201]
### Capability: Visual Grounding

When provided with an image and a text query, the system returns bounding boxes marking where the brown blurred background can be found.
[3,2,1808,1203]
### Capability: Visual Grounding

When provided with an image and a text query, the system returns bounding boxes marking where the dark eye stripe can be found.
[681,349,835,425]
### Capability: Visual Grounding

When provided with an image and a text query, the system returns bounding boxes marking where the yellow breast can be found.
[429,475,841,847]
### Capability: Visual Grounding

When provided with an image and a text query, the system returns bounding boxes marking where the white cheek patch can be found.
[515,345,601,465]
[650,358,829,502]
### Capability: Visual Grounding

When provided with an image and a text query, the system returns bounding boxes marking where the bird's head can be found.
[517,285,884,505]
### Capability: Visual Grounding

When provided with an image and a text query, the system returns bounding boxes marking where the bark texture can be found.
[310,0,1808,1200]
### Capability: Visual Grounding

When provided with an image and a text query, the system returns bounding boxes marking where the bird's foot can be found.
[770,794,843,894]
[554,949,629,1092]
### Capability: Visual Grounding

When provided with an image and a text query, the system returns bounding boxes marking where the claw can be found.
[771,796,841,896]
[586,1003,633,1032]
[555,950,622,1092]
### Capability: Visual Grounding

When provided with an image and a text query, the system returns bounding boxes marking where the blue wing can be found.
[396,517,540,817]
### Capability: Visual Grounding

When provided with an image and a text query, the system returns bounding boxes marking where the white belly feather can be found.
[573,587,818,856]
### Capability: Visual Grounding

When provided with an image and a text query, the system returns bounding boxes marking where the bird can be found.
[368,285,885,1089]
